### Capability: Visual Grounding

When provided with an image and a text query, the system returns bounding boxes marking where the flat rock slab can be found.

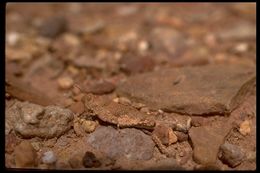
[117,64,255,115]
[188,119,232,165]
[86,126,155,160]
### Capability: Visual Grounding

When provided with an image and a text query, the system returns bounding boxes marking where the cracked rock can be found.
[117,64,255,115]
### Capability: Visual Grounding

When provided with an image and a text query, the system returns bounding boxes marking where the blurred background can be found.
[6,2,256,106]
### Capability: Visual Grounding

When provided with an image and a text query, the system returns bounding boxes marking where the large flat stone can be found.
[116,64,255,115]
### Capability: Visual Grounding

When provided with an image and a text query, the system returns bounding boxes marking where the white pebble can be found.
[7,32,20,46]
[235,43,248,52]
[42,151,57,164]
[138,40,149,52]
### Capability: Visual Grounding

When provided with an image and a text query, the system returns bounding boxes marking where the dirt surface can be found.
[5,3,256,170]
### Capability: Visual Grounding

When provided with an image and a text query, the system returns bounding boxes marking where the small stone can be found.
[138,40,149,52]
[169,129,178,145]
[132,102,146,110]
[118,97,132,106]
[69,101,85,115]
[113,97,119,103]
[58,77,74,90]
[239,120,251,136]
[39,16,67,38]
[158,109,164,114]
[42,151,57,165]
[82,151,101,168]
[69,153,83,168]
[191,116,205,127]
[14,141,37,168]
[140,107,150,114]
[81,120,98,133]
[152,125,177,146]
[73,93,85,102]
[119,55,155,74]
[179,151,185,157]
[63,33,80,47]
[174,131,188,142]
[219,142,245,168]
[234,43,249,53]
[7,32,20,46]
[85,80,115,95]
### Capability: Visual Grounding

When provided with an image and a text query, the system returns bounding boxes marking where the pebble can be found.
[138,40,149,52]
[86,126,155,160]
[119,55,155,74]
[39,16,67,38]
[82,151,101,168]
[58,76,74,90]
[118,97,132,106]
[69,152,83,168]
[14,141,37,168]
[140,107,150,114]
[234,43,249,53]
[81,120,98,133]
[153,124,177,146]
[239,120,251,136]
[85,80,115,95]
[10,102,74,138]
[174,131,188,142]
[219,142,245,168]
[69,101,85,114]
[7,32,20,46]
[42,151,57,165]
[131,102,146,110]
[191,116,205,127]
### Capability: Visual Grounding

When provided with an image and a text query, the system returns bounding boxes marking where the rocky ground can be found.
[5,3,256,170]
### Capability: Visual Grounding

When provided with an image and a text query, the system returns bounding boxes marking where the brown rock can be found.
[85,80,115,95]
[174,131,188,142]
[239,120,251,136]
[82,151,101,168]
[14,141,37,168]
[69,153,83,169]
[219,142,245,168]
[86,126,155,160]
[188,120,232,165]
[69,101,85,114]
[57,76,74,90]
[117,64,255,115]
[39,16,67,38]
[119,55,155,74]
[8,101,74,138]
[152,124,177,146]
[191,116,205,127]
